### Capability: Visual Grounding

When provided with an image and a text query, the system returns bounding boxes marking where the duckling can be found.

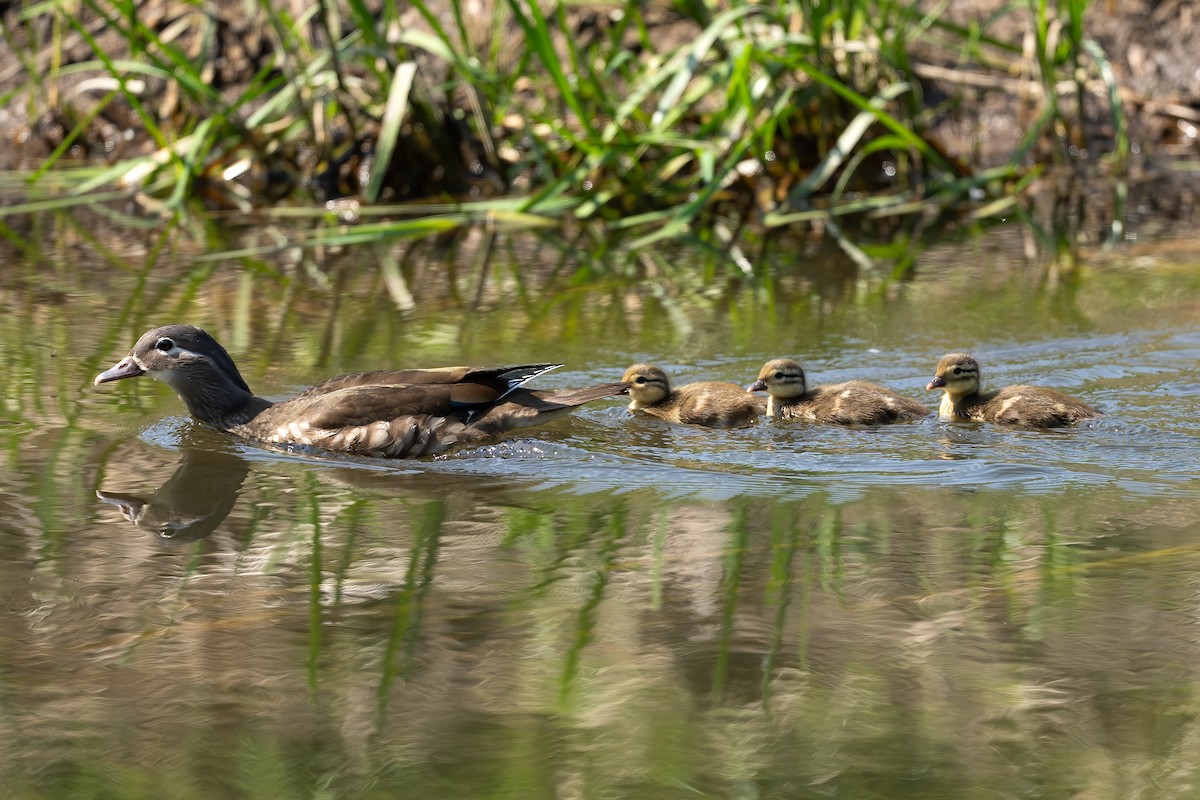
[622,363,765,427]
[94,324,629,458]
[749,358,929,424]
[926,352,1101,427]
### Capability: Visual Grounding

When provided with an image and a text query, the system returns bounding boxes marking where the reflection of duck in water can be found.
[749,358,929,424]
[95,325,629,458]
[96,445,249,544]
[926,352,1101,427]
[621,364,765,427]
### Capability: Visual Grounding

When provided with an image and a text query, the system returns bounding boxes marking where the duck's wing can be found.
[292,364,562,402]
[251,388,469,457]
[291,367,472,399]
[276,384,461,429]
[273,363,565,430]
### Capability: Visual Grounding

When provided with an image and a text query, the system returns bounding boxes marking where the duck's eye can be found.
[635,376,647,384]
[155,337,174,352]
[952,367,962,375]
[774,372,784,380]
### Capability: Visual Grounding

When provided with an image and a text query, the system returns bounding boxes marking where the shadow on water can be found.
[2,216,1200,798]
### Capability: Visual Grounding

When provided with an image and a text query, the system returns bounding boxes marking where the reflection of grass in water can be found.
[374,498,445,726]
[8,437,1200,798]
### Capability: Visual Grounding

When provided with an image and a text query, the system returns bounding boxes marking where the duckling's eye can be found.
[635,376,647,384]
[951,367,962,375]
[155,337,174,352]
[774,372,784,380]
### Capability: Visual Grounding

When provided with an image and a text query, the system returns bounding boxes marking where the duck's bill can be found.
[925,377,946,390]
[96,489,146,522]
[747,380,767,392]
[94,356,145,385]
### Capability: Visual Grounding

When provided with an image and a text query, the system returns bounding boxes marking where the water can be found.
[3,215,1200,799]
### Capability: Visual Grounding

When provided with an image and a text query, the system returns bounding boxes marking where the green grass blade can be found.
[364,62,417,203]
[786,81,914,204]
[651,4,763,130]
[504,0,597,138]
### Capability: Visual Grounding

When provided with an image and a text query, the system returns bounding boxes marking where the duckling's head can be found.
[621,364,671,408]
[749,358,808,399]
[926,352,980,397]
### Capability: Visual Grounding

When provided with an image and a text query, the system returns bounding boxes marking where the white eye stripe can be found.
[145,343,198,365]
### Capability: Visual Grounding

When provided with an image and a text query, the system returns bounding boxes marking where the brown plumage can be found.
[749,358,929,424]
[94,325,628,458]
[926,352,1101,427]
[621,363,765,427]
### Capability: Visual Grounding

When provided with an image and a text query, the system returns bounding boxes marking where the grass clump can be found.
[0,0,1125,256]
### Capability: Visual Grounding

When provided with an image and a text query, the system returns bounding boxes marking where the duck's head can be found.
[621,364,671,407]
[749,358,808,398]
[95,325,254,421]
[926,352,980,397]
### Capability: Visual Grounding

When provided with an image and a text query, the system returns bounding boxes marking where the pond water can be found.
[3,212,1200,799]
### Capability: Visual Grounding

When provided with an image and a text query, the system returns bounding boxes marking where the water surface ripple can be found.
[3,236,1200,800]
